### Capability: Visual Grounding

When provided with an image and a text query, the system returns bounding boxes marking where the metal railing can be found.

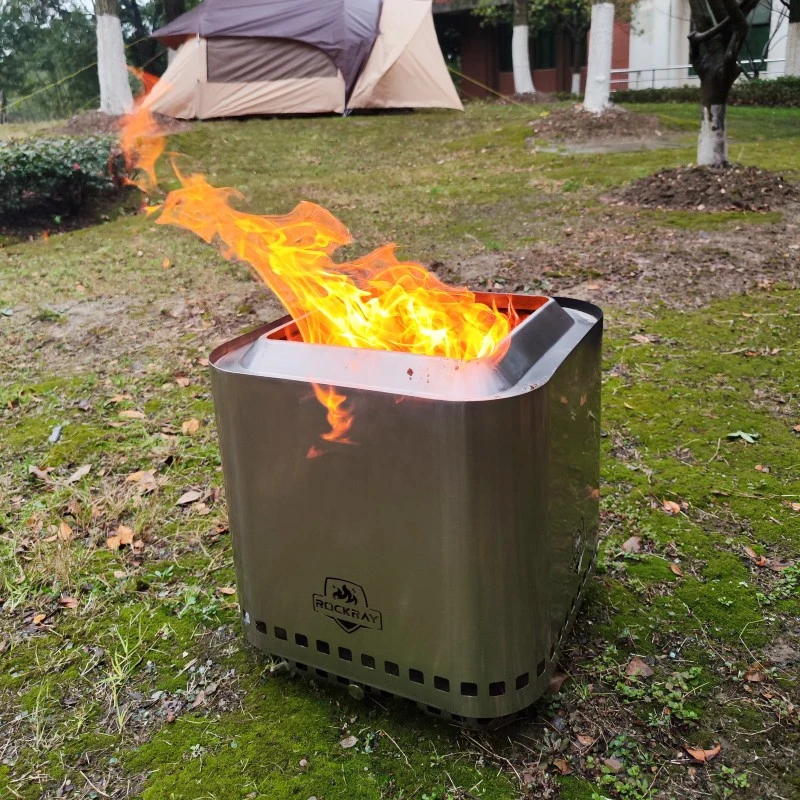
[609,58,787,90]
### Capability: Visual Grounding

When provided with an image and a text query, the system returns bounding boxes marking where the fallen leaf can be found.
[217,586,236,596]
[662,499,681,515]
[66,499,82,516]
[28,465,52,481]
[552,758,572,775]
[684,743,721,763]
[175,375,191,387]
[117,525,135,546]
[162,257,171,269]
[32,613,47,625]
[182,418,201,435]
[177,490,202,506]
[66,464,91,484]
[576,734,596,748]
[191,690,206,708]
[113,570,126,579]
[669,562,684,577]
[623,401,634,410]
[743,546,768,567]
[621,535,641,553]
[106,535,121,551]
[626,657,654,678]
[119,409,146,420]
[792,424,800,433]
[58,596,78,609]
[339,736,358,749]
[632,333,651,344]
[546,673,568,694]
[726,430,760,444]
[126,469,157,493]
[58,521,73,541]
[603,757,623,773]
[744,668,766,682]
[791,502,800,512]
[105,393,131,405]
[754,464,770,473]
[768,558,793,572]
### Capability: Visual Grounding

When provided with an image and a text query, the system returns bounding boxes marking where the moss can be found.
[641,209,783,230]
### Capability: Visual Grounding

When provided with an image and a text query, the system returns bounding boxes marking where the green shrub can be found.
[0,136,126,219]
[611,76,800,107]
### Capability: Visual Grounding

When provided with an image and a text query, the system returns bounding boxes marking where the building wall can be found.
[628,0,693,88]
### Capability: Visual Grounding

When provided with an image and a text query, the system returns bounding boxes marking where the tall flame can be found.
[119,75,517,448]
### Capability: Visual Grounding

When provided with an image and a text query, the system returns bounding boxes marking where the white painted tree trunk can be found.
[96,5,133,115]
[787,22,800,76]
[584,2,615,113]
[512,26,536,94]
[571,71,581,95]
[697,104,728,166]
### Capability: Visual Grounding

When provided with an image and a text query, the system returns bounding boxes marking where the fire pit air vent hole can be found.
[489,681,506,697]
[295,633,309,647]
[461,682,478,697]
[409,669,424,684]
[255,620,267,634]
[361,654,376,669]
[315,668,328,678]
[516,673,530,690]
[338,647,352,661]
[536,660,546,678]
[316,640,330,654]
[385,661,400,676]
[433,676,450,692]
[275,627,287,641]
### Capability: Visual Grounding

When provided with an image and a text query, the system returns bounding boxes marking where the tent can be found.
[145,0,463,119]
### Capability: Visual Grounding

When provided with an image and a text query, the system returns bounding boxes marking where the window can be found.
[533,30,557,70]
[741,0,772,71]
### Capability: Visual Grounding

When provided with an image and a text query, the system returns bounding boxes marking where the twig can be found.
[378,729,414,773]
[707,437,721,464]
[80,771,110,798]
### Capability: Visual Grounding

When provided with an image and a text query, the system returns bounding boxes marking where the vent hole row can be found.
[249,618,556,698]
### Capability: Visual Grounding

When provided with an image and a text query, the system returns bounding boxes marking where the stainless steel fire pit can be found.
[209,293,602,725]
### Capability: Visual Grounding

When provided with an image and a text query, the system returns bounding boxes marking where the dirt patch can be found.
[611,165,800,212]
[56,110,192,137]
[528,105,666,142]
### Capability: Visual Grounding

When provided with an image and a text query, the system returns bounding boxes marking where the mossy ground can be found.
[1,102,798,799]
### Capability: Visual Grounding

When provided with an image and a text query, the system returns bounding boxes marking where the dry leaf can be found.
[182,418,200,435]
[339,736,358,749]
[126,469,157,492]
[66,464,91,484]
[28,465,52,481]
[58,596,78,609]
[58,521,73,541]
[743,546,768,567]
[546,673,568,694]
[32,613,47,625]
[626,657,654,678]
[754,464,770,473]
[662,499,681,515]
[744,668,766,683]
[106,393,130,405]
[119,409,146,420]
[177,490,202,506]
[632,333,651,344]
[117,525,135,546]
[106,535,121,551]
[669,562,684,577]
[191,690,206,708]
[175,375,190,387]
[113,570,126,579]
[603,757,623,773]
[162,257,171,269]
[791,502,800,512]
[66,499,82,516]
[792,424,800,433]
[217,586,236,596]
[576,734,596,748]
[552,758,572,775]
[684,743,721,763]
[623,401,634,410]
[622,536,641,553]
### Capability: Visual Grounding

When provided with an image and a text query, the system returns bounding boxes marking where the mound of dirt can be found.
[528,105,665,141]
[612,165,799,212]
[57,110,191,137]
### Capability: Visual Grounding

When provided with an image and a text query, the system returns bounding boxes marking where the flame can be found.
[119,73,518,447]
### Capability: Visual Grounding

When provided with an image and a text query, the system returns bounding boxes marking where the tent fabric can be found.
[145,0,462,119]
[349,0,461,110]
[153,0,381,95]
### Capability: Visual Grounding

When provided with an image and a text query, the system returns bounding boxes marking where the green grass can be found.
[1,101,799,800]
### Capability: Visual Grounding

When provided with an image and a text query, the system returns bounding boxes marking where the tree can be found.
[512,0,536,94]
[784,0,800,75]
[95,0,133,114]
[583,2,615,112]
[688,0,757,166]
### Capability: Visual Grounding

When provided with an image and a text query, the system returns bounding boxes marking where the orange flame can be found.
[119,73,517,446]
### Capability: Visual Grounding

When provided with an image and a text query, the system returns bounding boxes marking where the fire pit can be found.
[209,292,602,725]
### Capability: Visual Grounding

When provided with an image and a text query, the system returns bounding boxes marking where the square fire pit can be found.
[209,293,602,725]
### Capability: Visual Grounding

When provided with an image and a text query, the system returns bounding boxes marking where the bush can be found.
[0,136,126,219]
[611,76,800,107]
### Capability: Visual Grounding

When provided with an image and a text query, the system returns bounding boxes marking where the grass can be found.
[1,101,799,800]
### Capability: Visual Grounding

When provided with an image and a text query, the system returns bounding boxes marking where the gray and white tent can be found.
[145,0,462,119]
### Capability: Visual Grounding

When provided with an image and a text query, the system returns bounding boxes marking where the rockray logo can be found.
[313,578,383,634]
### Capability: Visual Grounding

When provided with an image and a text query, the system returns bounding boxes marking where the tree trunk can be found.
[687,0,752,167]
[512,0,535,95]
[0,89,7,124]
[96,0,134,115]
[584,2,615,113]
[787,0,800,76]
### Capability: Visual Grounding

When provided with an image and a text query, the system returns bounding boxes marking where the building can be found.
[431,0,788,99]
